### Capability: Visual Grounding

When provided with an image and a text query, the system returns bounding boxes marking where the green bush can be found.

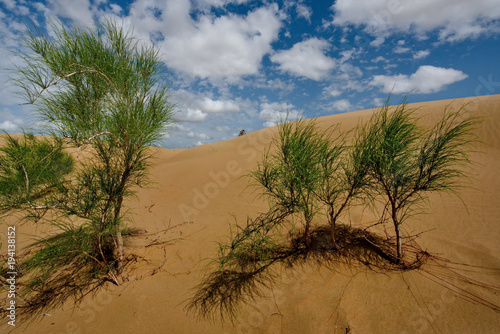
[0,134,72,213]
[190,98,478,318]
[358,100,478,261]
[1,19,174,315]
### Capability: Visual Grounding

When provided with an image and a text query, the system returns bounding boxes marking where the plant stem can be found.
[391,204,402,262]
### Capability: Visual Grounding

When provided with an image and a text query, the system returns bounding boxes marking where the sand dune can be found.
[2,95,500,333]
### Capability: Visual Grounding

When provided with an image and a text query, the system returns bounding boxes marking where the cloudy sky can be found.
[1,0,499,148]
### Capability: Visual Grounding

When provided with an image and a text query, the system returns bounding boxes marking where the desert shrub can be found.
[189,116,370,318]
[359,100,478,261]
[1,19,174,315]
[0,134,72,214]
[250,118,331,244]
[190,99,479,319]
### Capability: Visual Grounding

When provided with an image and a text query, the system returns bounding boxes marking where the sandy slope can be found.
[2,95,500,333]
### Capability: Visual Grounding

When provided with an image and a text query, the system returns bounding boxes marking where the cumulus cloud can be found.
[92,0,282,82]
[15,0,283,83]
[372,56,387,63]
[195,0,251,8]
[151,2,283,81]
[323,61,363,96]
[0,0,16,10]
[327,88,343,97]
[394,46,410,54]
[331,0,500,42]
[45,0,95,27]
[172,89,241,122]
[187,131,209,140]
[270,38,336,80]
[174,108,207,122]
[413,50,430,59]
[0,120,18,132]
[166,123,205,146]
[108,4,123,15]
[0,4,34,104]
[296,3,312,22]
[331,99,353,112]
[370,65,468,94]
[372,97,385,108]
[216,125,231,132]
[199,98,240,113]
[259,102,299,127]
[0,107,25,132]
[251,77,296,94]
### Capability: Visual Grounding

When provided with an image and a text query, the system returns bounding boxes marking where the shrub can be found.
[359,100,478,262]
[1,19,174,314]
[0,134,72,215]
[190,99,479,318]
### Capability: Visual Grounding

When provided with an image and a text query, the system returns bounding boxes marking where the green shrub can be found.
[190,98,479,318]
[1,19,174,315]
[359,100,478,261]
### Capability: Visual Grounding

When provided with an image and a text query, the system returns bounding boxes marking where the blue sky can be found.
[1,0,499,148]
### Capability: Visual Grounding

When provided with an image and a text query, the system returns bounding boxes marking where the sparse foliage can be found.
[1,19,174,313]
[359,100,478,261]
[189,116,376,319]
[190,99,479,319]
[251,118,329,244]
[0,134,72,215]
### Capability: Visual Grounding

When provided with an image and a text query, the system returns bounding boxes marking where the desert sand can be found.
[1,94,500,333]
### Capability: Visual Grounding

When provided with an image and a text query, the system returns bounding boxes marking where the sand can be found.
[1,94,500,333]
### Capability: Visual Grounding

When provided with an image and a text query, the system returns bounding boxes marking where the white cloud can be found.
[332,0,500,42]
[339,49,356,62]
[17,6,30,16]
[0,120,19,132]
[187,131,209,140]
[0,107,25,132]
[370,65,468,94]
[195,0,251,8]
[0,19,25,105]
[384,63,398,70]
[171,123,191,132]
[331,99,353,112]
[216,125,231,132]
[270,38,336,81]
[252,77,295,93]
[372,97,385,108]
[372,56,387,63]
[171,88,243,123]
[0,0,16,10]
[394,46,410,54]
[172,89,240,123]
[95,1,282,82]
[326,62,363,94]
[200,98,240,113]
[413,50,430,59]
[46,0,95,27]
[328,88,343,97]
[198,133,210,140]
[259,102,299,127]
[296,4,312,22]
[109,4,123,15]
[152,2,283,81]
[174,108,207,122]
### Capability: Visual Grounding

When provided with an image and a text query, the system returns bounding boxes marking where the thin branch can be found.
[86,132,125,152]
[21,165,29,194]
[20,70,83,105]
[21,64,123,106]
